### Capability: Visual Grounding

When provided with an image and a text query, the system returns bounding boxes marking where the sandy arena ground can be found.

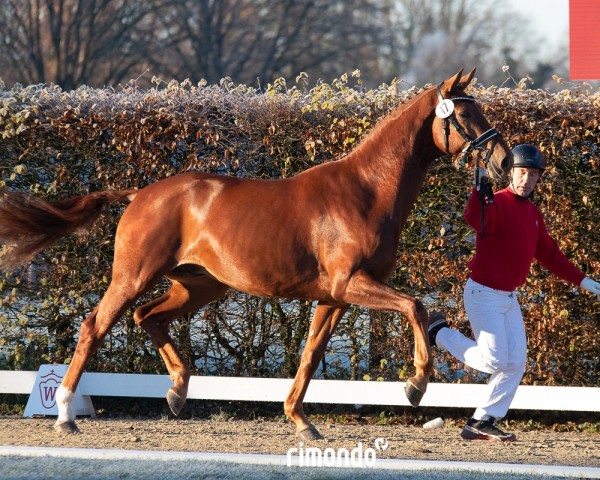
[1,416,598,467]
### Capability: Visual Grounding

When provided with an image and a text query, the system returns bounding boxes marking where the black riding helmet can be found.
[511,144,546,171]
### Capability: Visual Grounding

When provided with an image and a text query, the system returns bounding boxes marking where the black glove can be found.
[478,176,494,205]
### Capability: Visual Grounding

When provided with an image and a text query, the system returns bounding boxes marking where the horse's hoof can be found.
[167,389,186,416]
[54,420,80,434]
[405,381,425,407]
[296,425,324,441]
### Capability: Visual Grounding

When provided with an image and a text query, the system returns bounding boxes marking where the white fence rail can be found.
[1,369,599,412]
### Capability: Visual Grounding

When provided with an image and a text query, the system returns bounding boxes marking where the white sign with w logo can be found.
[23,364,95,418]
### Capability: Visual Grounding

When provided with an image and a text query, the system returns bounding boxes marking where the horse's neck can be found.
[346,90,438,220]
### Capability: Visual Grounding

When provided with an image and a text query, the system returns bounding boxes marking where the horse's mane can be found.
[348,85,438,161]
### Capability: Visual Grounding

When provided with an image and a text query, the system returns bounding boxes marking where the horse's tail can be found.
[0,189,138,271]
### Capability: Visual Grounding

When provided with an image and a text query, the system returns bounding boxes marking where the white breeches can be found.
[437,278,527,420]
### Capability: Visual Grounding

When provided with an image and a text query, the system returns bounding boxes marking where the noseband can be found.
[435,82,502,178]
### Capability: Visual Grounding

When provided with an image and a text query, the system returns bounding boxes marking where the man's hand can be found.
[475,167,494,205]
[580,277,600,298]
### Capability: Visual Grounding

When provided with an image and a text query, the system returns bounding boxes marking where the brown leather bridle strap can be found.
[436,82,501,238]
[436,82,501,176]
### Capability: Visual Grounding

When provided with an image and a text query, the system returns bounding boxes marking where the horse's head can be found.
[432,68,513,180]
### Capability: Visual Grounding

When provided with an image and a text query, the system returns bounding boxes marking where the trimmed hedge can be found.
[0,74,598,387]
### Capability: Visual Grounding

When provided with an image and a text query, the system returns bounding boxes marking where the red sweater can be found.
[464,187,585,291]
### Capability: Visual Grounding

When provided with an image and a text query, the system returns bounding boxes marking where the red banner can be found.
[570,0,600,80]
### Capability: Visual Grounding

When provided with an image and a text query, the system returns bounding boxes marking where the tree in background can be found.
[152,0,386,86]
[0,0,570,92]
[0,0,162,90]
[381,0,554,88]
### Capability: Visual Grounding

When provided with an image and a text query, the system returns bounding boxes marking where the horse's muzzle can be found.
[501,155,513,175]
[489,154,513,179]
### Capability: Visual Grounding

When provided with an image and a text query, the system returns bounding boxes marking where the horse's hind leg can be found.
[284,302,348,441]
[55,280,150,434]
[134,276,228,415]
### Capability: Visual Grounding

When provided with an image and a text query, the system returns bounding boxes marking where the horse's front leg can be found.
[284,302,348,441]
[331,270,433,407]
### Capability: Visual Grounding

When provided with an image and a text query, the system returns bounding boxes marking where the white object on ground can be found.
[423,417,444,429]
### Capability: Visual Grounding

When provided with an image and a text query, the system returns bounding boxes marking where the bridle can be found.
[435,82,502,237]
[435,82,503,179]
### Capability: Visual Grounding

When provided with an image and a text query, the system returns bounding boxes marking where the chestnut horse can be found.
[0,69,511,440]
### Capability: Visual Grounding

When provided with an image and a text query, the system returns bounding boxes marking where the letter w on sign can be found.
[23,364,95,418]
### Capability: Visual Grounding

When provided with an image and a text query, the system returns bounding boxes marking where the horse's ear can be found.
[458,68,476,88]
[441,68,464,95]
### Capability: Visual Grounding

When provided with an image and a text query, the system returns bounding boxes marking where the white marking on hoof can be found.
[55,385,75,424]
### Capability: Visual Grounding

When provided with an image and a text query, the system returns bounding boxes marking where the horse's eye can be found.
[459,111,471,119]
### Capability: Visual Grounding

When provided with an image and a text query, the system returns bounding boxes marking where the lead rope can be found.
[476,165,486,238]
[475,160,494,239]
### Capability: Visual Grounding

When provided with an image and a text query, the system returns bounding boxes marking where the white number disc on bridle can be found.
[435,99,455,119]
